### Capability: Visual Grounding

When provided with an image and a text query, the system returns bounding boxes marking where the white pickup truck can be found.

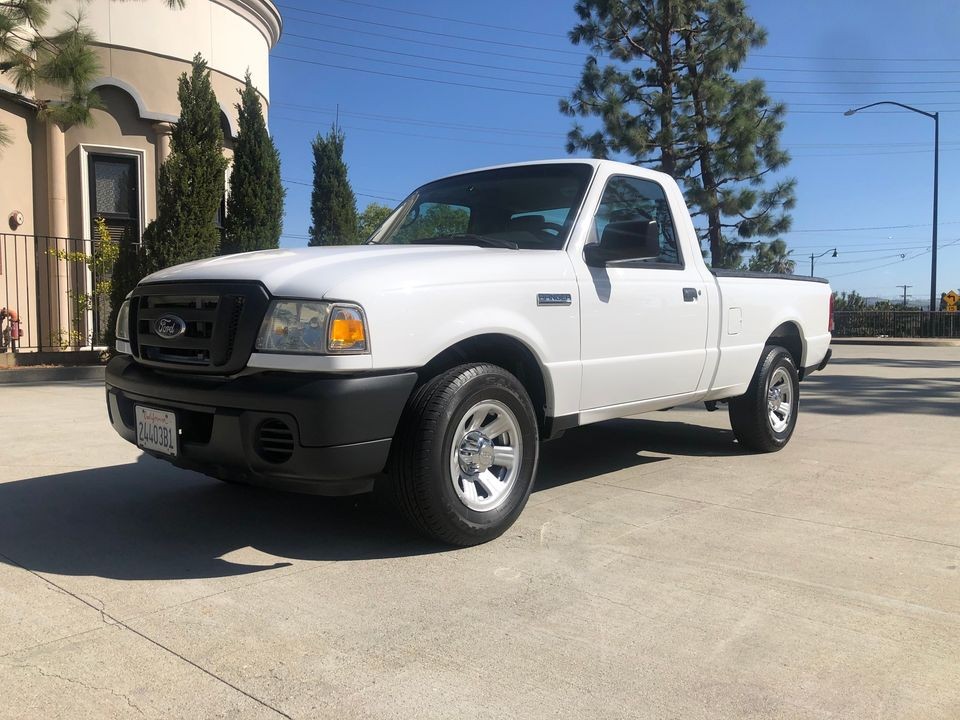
[107,159,832,545]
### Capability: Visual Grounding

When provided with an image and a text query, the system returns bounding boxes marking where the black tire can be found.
[728,345,799,453]
[390,363,539,546]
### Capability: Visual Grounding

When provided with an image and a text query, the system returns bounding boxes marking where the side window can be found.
[595,176,682,266]
[393,202,470,243]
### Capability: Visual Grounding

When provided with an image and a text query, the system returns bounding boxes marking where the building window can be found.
[88,154,140,244]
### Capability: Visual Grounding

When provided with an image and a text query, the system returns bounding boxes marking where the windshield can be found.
[367,163,595,250]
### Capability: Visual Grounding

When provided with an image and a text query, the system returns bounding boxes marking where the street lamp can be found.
[809,248,837,277]
[844,101,939,311]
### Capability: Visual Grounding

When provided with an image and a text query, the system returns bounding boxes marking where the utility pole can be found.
[845,102,939,310]
[896,284,912,307]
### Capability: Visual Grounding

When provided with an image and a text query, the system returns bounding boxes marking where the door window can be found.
[595,176,682,266]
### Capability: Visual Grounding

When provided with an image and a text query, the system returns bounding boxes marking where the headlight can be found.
[116,300,131,341]
[255,301,369,355]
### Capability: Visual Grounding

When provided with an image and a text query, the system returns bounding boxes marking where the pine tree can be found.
[748,239,795,274]
[308,126,357,246]
[220,72,284,255]
[560,0,795,268]
[142,53,227,272]
[0,1,183,148]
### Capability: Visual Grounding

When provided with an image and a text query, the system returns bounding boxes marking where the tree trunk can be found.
[657,0,676,176]
[682,31,723,265]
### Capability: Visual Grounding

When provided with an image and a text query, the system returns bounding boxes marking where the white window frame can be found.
[79,144,147,349]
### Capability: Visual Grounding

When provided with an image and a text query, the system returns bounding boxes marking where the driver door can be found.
[575,175,710,410]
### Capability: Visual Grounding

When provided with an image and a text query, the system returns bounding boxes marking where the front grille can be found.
[256,419,295,463]
[131,282,270,375]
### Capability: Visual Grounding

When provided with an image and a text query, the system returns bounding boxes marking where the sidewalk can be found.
[832,337,960,347]
[0,365,105,384]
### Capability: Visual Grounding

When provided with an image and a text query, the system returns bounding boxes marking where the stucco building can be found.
[0,0,281,351]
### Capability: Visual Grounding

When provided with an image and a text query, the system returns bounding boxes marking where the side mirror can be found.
[584,220,660,267]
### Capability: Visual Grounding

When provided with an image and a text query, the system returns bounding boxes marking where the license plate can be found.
[135,406,178,457]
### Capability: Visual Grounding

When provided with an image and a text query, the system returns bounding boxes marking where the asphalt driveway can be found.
[1,344,957,719]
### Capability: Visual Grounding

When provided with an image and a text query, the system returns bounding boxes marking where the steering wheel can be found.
[538,222,564,237]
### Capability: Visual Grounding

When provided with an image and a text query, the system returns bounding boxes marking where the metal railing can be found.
[1,233,127,352]
[833,310,960,338]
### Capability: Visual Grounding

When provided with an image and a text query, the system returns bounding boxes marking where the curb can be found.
[832,338,960,348]
[0,365,106,384]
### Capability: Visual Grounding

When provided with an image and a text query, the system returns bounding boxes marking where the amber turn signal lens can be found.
[327,307,367,352]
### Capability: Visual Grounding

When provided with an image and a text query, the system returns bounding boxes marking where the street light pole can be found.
[845,102,940,311]
[809,248,837,277]
[932,110,939,312]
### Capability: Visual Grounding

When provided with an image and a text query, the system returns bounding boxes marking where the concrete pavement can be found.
[0,345,958,719]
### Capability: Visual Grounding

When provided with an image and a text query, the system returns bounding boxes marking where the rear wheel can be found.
[390,363,539,546]
[728,345,799,453]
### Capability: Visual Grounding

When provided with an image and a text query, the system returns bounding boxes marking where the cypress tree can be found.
[560,0,795,268]
[221,72,284,255]
[143,53,227,272]
[308,126,357,246]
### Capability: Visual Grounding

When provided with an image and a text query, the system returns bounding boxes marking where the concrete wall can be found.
[0,100,37,237]
[45,0,279,101]
[0,100,40,349]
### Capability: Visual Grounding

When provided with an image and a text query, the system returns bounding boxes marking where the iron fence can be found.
[1,233,126,352]
[833,310,960,338]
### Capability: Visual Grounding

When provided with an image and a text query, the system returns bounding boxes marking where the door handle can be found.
[682,287,699,302]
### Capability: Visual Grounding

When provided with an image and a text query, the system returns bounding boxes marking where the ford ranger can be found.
[106,159,833,545]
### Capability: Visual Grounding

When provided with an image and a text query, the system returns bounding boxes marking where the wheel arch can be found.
[766,321,805,371]
[420,333,551,438]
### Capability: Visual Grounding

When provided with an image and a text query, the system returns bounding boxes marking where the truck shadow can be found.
[0,418,738,582]
[801,372,960,416]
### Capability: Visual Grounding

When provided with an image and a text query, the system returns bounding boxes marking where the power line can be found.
[786,221,960,234]
[272,108,955,158]
[279,41,573,90]
[272,114,561,150]
[274,101,960,148]
[325,0,564,39]
[755,52,960,63]
[277,14,585,67]
[277,4,585,57]
[273,102,569,138]
[825,239,960,278]
[281,177,400,202]
[279,38,960,97]
[281,33,582,81]
[272,55,561,97]
[279,32,960,89]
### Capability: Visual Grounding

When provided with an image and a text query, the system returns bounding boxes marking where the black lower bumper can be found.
[105,356,417,495]
[801,347,832,380]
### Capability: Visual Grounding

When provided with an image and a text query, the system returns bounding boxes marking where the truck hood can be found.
[140,244,565,299]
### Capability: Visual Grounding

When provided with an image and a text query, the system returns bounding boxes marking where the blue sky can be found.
[266,0,960,303]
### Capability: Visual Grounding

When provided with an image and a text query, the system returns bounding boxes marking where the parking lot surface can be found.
[1,344,958,719]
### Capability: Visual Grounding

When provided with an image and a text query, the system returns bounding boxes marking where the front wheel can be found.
[728,345,800,453]
[390,363,539,546]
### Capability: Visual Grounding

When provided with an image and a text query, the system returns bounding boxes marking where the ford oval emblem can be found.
[154,314,187,340]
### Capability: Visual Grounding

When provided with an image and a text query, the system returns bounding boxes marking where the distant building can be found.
[0,0,281,351]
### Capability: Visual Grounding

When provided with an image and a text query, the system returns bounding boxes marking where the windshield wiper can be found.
[410,234,519,250]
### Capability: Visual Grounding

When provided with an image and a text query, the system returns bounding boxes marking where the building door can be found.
[88,154,140,344]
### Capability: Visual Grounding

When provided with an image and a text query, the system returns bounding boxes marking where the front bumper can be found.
[105,356,417,494]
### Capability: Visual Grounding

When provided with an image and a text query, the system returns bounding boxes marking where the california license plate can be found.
[135,406,178,457]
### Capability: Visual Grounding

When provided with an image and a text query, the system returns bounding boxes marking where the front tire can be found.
[391,363,539,546]
[728,345,799,453]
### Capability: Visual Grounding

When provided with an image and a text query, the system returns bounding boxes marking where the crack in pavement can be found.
[7,660,147,717]
[598,483,960,550]
[0,551,293,720]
